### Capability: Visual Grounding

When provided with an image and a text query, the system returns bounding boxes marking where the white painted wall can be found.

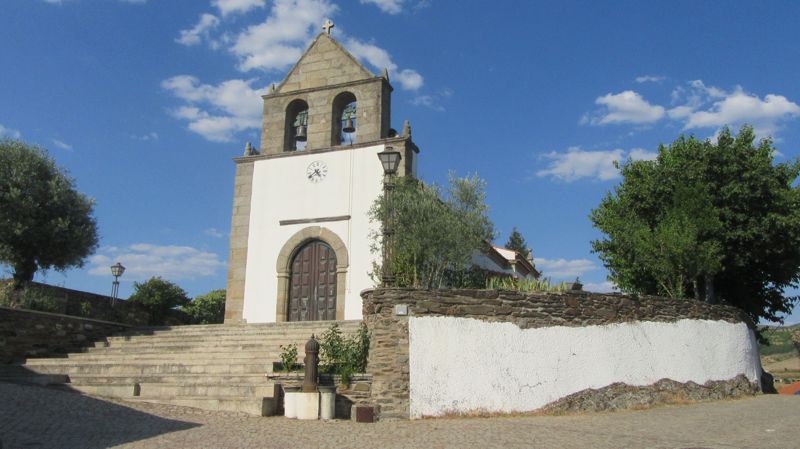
[408,316,762,418]
[242,144,386,323]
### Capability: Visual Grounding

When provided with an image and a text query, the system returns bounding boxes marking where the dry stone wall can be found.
[0,307,130,363]
[361,288,759,420]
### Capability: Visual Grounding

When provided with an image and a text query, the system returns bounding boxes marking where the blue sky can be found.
[2,0,799,324]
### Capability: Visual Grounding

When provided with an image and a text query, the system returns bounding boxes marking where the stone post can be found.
[303,335,320,393]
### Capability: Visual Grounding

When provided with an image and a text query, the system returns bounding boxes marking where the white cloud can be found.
[231,0,337,72]
[668,80,799,139]
[162,75,264,142]
[583,281,618,293]
[536,146,656,182]
[634,75,665,83]
[51,139,73,151]
[411,95,442,111]
[213,0,266,16]
[585,91,665,125]
[683,88,800,137]
[131,132,159,141]
[88,243,225,281]
[361,0,404,14]
[176,13,220,46]
[0,123,21,139]
[204,228,225,238]
[534,258,597,279]
[344,38,423,90]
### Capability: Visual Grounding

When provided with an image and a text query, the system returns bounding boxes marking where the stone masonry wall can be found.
[0,306,130,363]
[361,288,754,419]
[1,281,150,326]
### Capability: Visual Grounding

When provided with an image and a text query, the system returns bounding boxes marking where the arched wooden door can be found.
[288,240,337,321]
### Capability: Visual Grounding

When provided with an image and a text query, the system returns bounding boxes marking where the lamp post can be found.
[377,147,402,287]
[110,262,125,306]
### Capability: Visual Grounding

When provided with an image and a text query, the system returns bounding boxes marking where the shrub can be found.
[0,282,63,313]
[278,343,299,372]
[128,277,190,325]
[318,322,370,384]
[182,289,226,324]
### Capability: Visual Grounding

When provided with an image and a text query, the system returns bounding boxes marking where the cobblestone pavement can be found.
[1,382,798,449]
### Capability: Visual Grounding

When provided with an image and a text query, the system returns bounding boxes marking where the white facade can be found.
[241,144,388,323]
[408,316,762,418]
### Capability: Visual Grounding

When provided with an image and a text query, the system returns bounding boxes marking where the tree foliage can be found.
[370,173,495,289]
[505,227,530,257]
[0,139,98,287]
[128,277,190,325]
[591,126,800,324]
[182,289,226,324]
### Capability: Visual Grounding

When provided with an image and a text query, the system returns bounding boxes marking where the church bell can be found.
[295,125,307,141]
[342,117,355,133]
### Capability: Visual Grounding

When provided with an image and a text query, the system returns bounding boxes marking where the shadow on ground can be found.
[0,381,200,449]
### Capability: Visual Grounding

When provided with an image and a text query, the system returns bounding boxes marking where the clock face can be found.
[306,160,328,183]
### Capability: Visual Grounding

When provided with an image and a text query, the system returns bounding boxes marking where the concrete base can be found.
[284,392,298,418]
[319,386,336,420]
[296,392,320,420]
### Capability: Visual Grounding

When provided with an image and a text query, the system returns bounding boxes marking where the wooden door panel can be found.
[288,240,337,321]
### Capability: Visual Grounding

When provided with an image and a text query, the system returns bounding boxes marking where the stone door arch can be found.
[276,226,348,321]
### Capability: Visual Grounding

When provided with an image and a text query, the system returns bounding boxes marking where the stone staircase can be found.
[0,320,361,416]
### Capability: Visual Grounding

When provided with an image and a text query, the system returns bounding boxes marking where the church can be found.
[224,23,532,324]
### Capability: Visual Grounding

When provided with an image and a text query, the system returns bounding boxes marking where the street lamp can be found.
[377,147,402,287]
[110,262,125,306]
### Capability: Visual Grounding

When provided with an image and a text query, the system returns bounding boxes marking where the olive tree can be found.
[0,139,98,288]
[370,173,495,289]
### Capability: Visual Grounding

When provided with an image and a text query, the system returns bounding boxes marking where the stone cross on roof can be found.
[322,19,335,35]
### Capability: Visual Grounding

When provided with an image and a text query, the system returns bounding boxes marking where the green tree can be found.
[0,139,98,288]
[370,173,495,289]
[591,126,800,324]
[182,289,226,324]
[505,227,530,257]
[128,277,190,325]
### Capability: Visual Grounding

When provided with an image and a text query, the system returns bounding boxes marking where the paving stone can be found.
[0,382,797,449]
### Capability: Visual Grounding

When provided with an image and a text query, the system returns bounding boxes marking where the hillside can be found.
[759,324,800,387]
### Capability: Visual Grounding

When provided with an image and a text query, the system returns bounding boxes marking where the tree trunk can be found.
[692,278,701,301]
[705,275,717,304]
[12,259,36,290]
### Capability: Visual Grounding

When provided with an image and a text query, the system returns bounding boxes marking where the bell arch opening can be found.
[331,91,357,146]
[285,99,309,151]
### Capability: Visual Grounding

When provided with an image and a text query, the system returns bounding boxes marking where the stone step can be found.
[125,396,276,416]
[98,334,340,346]
[17,362,268,376]
[22,355,274,366]
[81,343,283,354]
[115,321,361,337]
[61,350,280,362]
[64,374,269,385]
[137,382,276,398]
[62,383,141,397]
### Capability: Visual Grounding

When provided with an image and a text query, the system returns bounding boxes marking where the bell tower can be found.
[259,30,394,154]
[225,23,419,324]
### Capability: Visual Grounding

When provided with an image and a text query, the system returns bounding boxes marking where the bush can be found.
[318,322,370,384]
[128,277,190,325]
[278,343,299,372]
[182,289,226,324]
[0,282,63,313]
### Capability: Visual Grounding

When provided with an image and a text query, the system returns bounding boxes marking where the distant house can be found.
[471,244,540,280]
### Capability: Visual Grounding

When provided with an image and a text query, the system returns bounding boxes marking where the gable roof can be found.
[276,33,377,93]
